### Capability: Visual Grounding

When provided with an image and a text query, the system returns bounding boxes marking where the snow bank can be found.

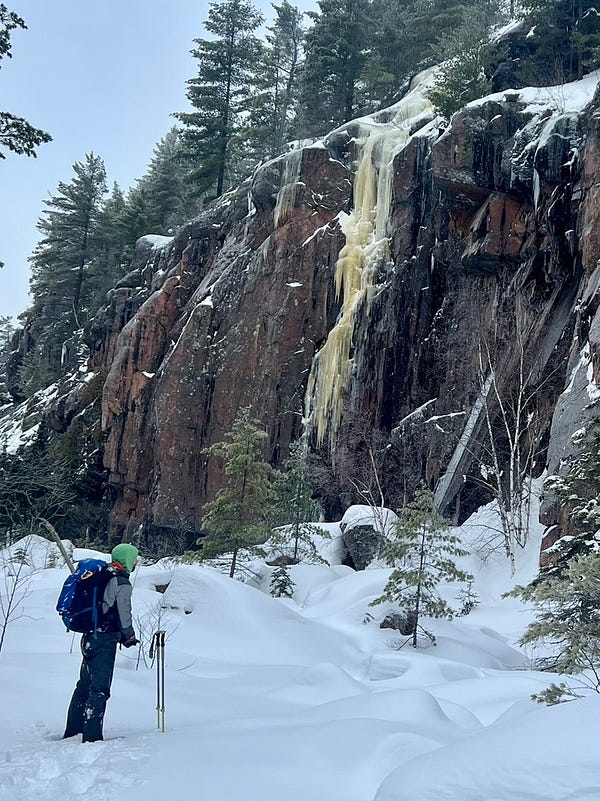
[375,695,600,801]
[160,565,360,667]
[1,495,599,801]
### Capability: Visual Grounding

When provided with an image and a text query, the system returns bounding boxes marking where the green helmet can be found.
[111,543,139,573]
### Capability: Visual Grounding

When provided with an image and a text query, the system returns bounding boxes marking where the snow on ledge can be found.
[468,70,600,116]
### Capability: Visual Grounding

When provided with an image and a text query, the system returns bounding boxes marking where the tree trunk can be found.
[72,218,90,328]
[230,547,238,578]
[412,531,426,647]
[217,27,236,198]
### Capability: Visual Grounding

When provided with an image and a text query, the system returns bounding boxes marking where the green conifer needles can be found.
[199,408,274,578]
[0,5,52,160]
[543,414,600,566]
[269,563,296,597]
[509,552,600,698]
[372,487,473,647]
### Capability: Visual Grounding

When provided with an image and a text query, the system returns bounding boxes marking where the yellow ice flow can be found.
[274,149,303,229]
[305,89,433,447]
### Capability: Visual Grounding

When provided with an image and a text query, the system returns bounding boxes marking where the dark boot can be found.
[82,689,109,742]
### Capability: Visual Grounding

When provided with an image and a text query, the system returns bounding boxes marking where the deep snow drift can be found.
[1,501,599,801]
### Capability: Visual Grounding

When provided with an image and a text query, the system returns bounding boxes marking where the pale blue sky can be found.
[0,0,310,321]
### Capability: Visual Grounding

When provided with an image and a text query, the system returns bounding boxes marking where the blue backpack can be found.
[56,559,112,634]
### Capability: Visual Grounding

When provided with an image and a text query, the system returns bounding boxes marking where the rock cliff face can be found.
[91,147,350,536]
[4,73,600,553]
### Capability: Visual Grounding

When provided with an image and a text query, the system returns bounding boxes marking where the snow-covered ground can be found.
[1,502,599,801]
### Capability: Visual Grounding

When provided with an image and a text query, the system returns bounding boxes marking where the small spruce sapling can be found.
[269,442,330,564]
[457,580,479,616]
[199,407,274,579]
[270,441,329,564]
[269,563,296,598]
[372,487,473,647]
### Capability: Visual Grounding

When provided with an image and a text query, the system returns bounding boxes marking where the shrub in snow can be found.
[531,682,583,705]
[267,523,330,566]
[371,487,473,647]
[133,600,178,670]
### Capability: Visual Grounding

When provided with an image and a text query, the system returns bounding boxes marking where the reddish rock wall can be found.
[92,86,600,541]
[10,84,599,551]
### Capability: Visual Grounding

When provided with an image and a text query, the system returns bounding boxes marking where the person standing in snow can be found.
[63,543,140,742]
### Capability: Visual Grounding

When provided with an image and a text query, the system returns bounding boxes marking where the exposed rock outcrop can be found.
[538,85,600,557]
[339,505,397,570]
[94,148,351,535]
[3,74,600,558]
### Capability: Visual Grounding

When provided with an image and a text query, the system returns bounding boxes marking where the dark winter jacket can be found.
[100,564,135,641]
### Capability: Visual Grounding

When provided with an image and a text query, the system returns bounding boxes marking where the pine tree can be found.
[175,0,264,199]
[31,153,108,325]
[247,1,305,159]
[118,128,194,256]
[372,487,473,647]
[428,0,499,119]
[143,128,194,232]
[117,183,155,258]
[509,552,600,696]
[200,407,275,578]
[269,563,296,597]
[92,181,129,291]
[21,153,107,393]
[297,0,371,136]
[520,0,600,82]
[0,4,51,159]
[361,0,414,105]
[0,315,15,403]
[270,441,328,563]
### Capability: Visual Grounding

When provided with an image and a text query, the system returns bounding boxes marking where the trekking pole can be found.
[159,630,166,732]
[150,631,166,732]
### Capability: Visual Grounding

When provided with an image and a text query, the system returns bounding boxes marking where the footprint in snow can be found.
[0,724,144,801]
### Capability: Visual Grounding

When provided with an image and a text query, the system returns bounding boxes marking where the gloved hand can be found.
[123,635,140,648]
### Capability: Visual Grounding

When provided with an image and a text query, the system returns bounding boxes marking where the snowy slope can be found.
[1,507,599,801]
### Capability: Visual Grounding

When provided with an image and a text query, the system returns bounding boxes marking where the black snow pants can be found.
[64,631,120,742]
